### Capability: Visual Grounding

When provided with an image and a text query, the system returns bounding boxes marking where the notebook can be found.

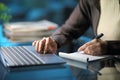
[59,52,108,71]
[0,46,65,70]
[59,51,114,63]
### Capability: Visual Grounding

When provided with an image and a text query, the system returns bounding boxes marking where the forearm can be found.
[51,4,90,48]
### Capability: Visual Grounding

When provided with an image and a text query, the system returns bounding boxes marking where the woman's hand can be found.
[78,39,108,56]
[32,37,57,54]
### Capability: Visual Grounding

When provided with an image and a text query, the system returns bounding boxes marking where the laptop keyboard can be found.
[0,46,44,67]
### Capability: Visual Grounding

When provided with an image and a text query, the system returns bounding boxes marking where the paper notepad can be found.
[59,51,111,63]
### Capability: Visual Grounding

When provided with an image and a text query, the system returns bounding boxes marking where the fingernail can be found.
[44,50,46,54]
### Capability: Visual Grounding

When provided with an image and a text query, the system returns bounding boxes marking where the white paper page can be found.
[59,51,109,63]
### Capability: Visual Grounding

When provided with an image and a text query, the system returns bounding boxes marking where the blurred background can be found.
[0,0,94,52]
[1,0,78,25]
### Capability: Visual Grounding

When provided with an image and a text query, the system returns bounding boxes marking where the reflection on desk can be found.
[69,58,120,80]
[0,62,75,80]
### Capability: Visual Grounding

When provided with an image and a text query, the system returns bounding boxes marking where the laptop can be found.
[0,46,65,71]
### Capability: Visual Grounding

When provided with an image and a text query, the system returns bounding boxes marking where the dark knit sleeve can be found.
[106,41,120,55]
[51,0,91,48]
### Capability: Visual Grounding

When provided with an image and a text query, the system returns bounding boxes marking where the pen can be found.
[95,33,104,39]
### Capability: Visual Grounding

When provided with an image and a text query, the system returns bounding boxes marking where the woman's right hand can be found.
[32,37,57,54]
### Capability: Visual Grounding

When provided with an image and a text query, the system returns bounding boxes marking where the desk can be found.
[0,62,76,80]
[1,57,120,80]
[1,25,120,80]
[69,58,120,80]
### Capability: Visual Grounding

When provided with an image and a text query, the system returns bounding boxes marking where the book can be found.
[4,20,58,32]
[4,29,53,37]
[3,20,58,42]
[6,36,43,42]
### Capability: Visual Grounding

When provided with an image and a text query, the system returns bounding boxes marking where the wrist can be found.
[50,36,58,48]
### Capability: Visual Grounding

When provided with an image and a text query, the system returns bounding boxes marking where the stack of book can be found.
[3,20,58,42]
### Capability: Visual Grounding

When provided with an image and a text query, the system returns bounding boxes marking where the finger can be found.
[34,41,39,52]
[78,39,97,51]
[84,46,93,55]
[32,40,37,46]
[84,49,90,55]
[78,42,90,51]
[44,37,50,54]
[38,41,43,53]
[38,38,46,53]
[84,44,100,55]
[77,47,82,52]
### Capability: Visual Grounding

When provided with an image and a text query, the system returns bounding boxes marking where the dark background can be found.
[1,0,78,25]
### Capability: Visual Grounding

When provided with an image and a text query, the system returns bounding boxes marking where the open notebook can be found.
[59,52,117,70]
[0,46,65,70]
[59,51,115,63]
